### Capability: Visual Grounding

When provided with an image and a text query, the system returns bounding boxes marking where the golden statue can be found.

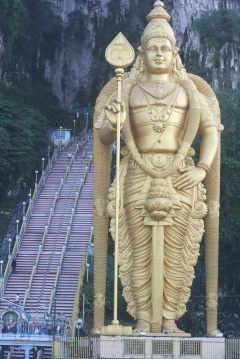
[93,1,222,336]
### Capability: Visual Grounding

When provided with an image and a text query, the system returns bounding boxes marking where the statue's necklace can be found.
[137,81,180,133]
[138,81,177,101]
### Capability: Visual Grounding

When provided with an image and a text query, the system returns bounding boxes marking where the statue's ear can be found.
[138,46,143,56]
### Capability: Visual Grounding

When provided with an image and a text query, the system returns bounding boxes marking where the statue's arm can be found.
[198,95,219,168]
[173,96,218,190]
[99,124,118,146]
[198,127,218,167]
[99,100,126,146]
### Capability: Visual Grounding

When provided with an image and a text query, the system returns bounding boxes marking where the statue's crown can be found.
[146,1,171,23]
[141,1,176,49]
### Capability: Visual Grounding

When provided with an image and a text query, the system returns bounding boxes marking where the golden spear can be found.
[105,32,134,327]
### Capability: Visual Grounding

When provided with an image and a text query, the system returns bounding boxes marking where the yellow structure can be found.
[93,0,222,336]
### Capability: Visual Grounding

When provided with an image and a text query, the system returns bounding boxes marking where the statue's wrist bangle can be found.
[196,161,211,173]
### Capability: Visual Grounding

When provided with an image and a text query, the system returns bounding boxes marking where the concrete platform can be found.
[99,335,225,359]
[0,333,52,347]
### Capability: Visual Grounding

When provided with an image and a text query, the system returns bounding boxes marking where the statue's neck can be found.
[147,73,171,82]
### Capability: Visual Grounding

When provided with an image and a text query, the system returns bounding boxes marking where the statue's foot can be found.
[207,329,222,337]
[162,319,184,333]
[90,327,101,337]
[133,319,150,333]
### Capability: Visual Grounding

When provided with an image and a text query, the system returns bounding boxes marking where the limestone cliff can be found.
[0,0,239,109]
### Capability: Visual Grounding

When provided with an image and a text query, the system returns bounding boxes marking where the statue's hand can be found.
[105,99,126,130]
[173,167,207,190]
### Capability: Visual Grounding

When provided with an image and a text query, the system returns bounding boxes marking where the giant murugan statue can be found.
[93,1,222,336]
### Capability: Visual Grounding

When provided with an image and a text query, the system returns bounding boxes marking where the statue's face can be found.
[143,37,173,75]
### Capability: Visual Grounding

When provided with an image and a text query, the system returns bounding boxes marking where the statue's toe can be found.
[207,329,222,337]
[163,320,184,333]
[133,320,150,333]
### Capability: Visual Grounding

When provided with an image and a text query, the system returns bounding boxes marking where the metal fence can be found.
[226,339,240,359]
[52,336,240,359]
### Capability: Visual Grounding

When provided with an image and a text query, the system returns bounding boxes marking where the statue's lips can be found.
[154,59,164,64]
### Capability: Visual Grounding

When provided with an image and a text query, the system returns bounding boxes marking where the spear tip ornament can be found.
[105,32,135,69]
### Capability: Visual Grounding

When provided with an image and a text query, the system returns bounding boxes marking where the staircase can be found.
[0,139,94,358]
[55,169,94,316]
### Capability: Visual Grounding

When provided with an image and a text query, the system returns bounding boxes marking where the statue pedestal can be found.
[100,325,132,336]
[99,335,225,359]
[131,331,191,337]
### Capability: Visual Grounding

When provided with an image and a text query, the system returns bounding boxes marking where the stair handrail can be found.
[0,139,88,297]
[52,264,62,303]
[21,142,69,305]
[22,225,48,308]
[70,152,93,333]
[71,225,94,335]
[52,165,70,211]
[82,155,93,184]
[22,261,37,307]
[67,140,81,171]
[56,154,92,259]
[77,179,84,194]
[47,154,92,314]
[47,217,74,314]
[6,346,14,359]
[0,143,62,296]
[51,141,83,217]
[55,145,79,199]
[66,134,90,174]
[62,129,86,151]
[48,287,56,314]
[11,142,92,310]
[22,161,71,306]
[28,146,85,311]
[36,349,43,359]
[80,137,89,155]
[64,135,90,176]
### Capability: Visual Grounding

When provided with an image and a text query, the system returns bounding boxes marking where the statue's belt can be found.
[123,154,194,212]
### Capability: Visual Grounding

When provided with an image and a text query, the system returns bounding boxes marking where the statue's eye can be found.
[163,46,171,52]
[148,46,156,51]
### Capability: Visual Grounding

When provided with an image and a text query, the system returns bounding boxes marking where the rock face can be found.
[170,0,240,91]
[171,0,240,45]
[0,0,240,108]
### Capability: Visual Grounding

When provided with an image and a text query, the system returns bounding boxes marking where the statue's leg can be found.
[123,168,152,332]
[124,200,152,332]
[162,202,192,332]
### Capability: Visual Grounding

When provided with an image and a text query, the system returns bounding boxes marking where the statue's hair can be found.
[141,21,176,51]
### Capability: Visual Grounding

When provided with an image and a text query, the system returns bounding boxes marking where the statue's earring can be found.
[135,55,147,80]
[172,55,181,80]
[176,55,182,70]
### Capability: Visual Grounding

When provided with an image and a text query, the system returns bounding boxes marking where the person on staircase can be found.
[11,258,16,272]
[15,293,20,304]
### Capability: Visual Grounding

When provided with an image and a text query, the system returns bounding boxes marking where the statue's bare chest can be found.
[129,83,189,132]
